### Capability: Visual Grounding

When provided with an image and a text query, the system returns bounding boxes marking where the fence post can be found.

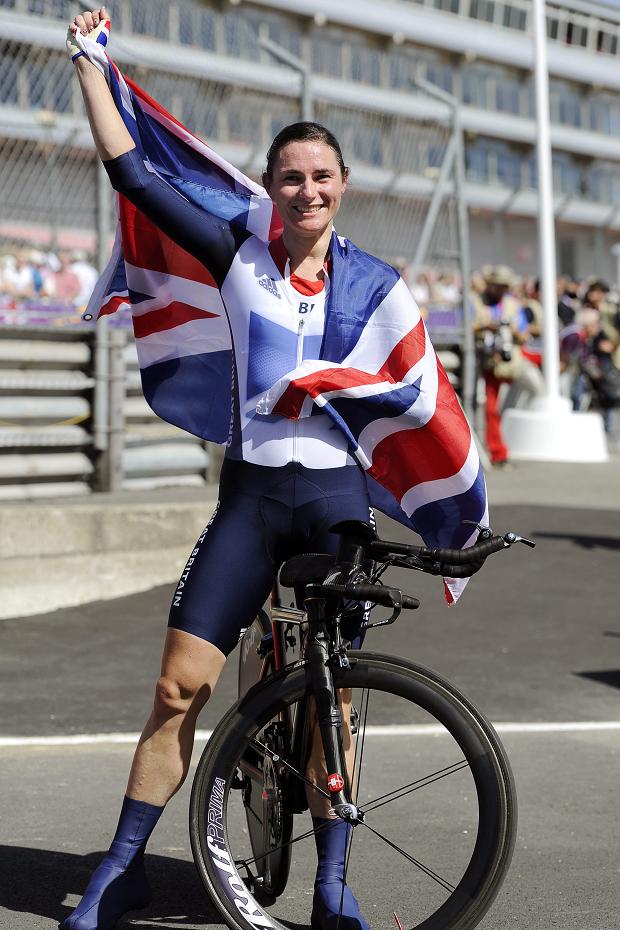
[453,109,476,423]
[93,159,113,490]
[107,329,127,493]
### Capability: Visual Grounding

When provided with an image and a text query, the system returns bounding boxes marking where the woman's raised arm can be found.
[68,7,135,161]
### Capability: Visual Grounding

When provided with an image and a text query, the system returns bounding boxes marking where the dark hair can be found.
[264,122,347,181]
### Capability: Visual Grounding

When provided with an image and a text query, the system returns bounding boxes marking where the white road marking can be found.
[2,720,620,747]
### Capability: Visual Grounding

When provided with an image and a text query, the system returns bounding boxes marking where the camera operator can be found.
[472,265,530,466]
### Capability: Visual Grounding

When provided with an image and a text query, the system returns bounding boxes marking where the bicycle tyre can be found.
[190,651,517,930]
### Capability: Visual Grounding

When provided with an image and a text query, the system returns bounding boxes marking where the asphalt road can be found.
[1,503,619,930]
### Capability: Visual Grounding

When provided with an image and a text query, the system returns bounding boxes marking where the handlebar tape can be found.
[311,582,420,610]
[421,535,508,566]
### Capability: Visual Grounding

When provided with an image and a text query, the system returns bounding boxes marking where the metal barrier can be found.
[0,323,211,498]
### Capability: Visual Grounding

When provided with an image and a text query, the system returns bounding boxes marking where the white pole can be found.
[532,0,561,401]
[501,0,608,459]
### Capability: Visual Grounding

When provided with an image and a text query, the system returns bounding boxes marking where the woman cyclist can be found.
[61,8,463,930]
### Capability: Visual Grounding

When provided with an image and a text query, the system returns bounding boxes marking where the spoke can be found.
[250,737,331,800]
[363,760,469,813]
[245,803,263,827]
[362,821,455,894]
[238,815,337,871]
[352,688,370,808]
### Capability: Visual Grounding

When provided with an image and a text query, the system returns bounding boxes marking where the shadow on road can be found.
[0,845,221,927]
[574,669,620,692]
[533,531,620,550]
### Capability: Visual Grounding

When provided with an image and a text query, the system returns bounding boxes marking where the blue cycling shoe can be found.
[61,796,163,930]
[59,856,150,930]
[310,817,370,930]
[311,880,370,930]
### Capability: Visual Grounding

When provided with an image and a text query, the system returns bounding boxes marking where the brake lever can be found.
[462,519,493,540]
[504,532,536,548]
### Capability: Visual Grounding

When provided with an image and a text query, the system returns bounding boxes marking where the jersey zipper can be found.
[292,317,305,463]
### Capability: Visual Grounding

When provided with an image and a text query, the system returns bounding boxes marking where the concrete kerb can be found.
[0,487,218,620]
[1,456,618,620]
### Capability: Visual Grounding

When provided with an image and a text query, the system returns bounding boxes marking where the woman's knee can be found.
[153,674,209,722]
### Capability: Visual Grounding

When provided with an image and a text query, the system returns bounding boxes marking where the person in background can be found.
[582,279,620,369]
[0,248,37,301]
[557,275,580,327]
[472,265,525,465]
[49,251,82,304]
[501,277,545,411]
[69,249,100,307]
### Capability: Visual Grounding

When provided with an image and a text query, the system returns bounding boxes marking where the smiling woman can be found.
[61,7,487,930]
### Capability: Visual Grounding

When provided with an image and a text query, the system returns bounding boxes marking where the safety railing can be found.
[0,319,213,499]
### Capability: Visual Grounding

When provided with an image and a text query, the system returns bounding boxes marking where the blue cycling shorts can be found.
[167,459,372,656]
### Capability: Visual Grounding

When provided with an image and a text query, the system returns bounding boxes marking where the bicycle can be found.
[189,518,534,930]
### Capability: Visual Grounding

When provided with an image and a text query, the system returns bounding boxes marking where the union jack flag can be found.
[80,29,487,604]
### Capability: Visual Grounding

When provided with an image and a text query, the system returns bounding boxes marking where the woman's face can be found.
[265,140,348,240]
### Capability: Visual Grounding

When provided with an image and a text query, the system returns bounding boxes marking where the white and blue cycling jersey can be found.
[105,149,350,469]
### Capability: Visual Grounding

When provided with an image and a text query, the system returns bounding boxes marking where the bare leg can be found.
[61,628,226,930]
[127,628,227,805]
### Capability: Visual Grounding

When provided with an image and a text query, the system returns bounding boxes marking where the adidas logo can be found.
[258,276,281,298]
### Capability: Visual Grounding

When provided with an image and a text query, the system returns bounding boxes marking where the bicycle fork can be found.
[304,596,363,825]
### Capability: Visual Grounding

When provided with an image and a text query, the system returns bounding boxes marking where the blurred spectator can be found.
[433,272,460,304]
[472,265,543,465]
[410,271,431,308]
[0,249,37,300]
[582,278,620,369]
[48,251,82,304]
[472,265,522,465]
[502,277,545,410]
[557,276,580,326]
[69,249,99,306]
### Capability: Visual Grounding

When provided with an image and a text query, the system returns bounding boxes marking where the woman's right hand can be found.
[67,7,110,60]
[67,6,135,162]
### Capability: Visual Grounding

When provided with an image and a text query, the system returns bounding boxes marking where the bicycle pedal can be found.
[350,705,359,735]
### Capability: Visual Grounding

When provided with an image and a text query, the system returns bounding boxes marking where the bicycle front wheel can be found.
[190,652,516,930]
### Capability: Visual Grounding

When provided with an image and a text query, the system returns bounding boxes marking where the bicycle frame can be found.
[264,591,357,820]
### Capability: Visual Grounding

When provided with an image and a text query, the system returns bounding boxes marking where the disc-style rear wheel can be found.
[190,652,516,930]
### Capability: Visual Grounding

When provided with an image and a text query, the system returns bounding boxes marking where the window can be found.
[351,45,382,86]
[550,82,582,127]
[496,149,522,187]
[29,60,71,112]
[495,75,520,114]
[426,62,454,94]
[312,34,344,78]
[179,8,217,50]
[0,44,18,105]
[462,69,488,108]
[552,155,582,197]
[389,54,416,91]
[465,145,489,183]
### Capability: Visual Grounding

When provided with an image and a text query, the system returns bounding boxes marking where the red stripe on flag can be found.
[368,363,470,502]
[99,295,129,317]
[119,197,218,288]
[380,318,426,381]
[132,303,219,339]
[273,319,427,419]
